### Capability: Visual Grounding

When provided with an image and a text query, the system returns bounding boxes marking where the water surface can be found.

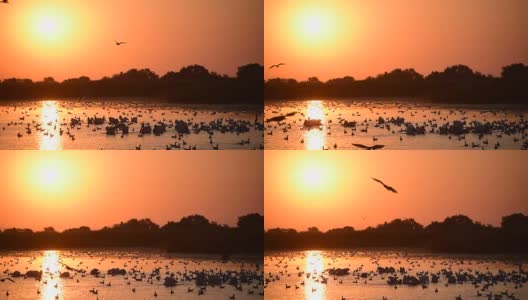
[265,99,528,150]
[265,250,527,300]
[1,100,263,150]
[0,249,263,299]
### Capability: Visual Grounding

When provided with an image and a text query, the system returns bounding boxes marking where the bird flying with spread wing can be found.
[371,177,398,193]
[269,63,285,69]
[352,143,385,150]
[115,40,127,46]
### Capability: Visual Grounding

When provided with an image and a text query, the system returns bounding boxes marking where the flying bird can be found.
[269,63,285,69]
[371,177,398,193]
[352,143,385,150]
[1,0,10,4]
[115,40,127,46]
[0,278,14,283]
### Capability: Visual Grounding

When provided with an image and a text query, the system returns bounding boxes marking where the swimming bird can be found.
[269,63,285,69]
[371,177,398,193]
[115,40,127,46]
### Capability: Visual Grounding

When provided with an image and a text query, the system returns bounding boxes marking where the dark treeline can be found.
[0,64,263,105]
[0,213,263,254]
[265,63,528,103]
[265,213,528,253]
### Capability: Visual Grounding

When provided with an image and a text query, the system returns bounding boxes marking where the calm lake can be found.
[264,250,528,300]
[265,100,528,150]
[0,100,263,150]
[0,249,263,300]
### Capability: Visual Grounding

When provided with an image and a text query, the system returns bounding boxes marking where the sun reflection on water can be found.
[304,100,326,150]
[40,250,63,300]
[304,250,326,300]
[39,100,62,150]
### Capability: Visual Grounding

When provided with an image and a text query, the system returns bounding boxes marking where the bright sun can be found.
[295,7,337,43]
[302,164,324,187]
[37,163,59,186]
[11,153,93,205]
[304,15,323,36]
[36,16,59,37]
[31,9,70,43]
[294,158,337,195]
[30,159,73,193]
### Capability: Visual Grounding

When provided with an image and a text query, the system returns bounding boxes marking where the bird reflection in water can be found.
[304,100,326,150]
[304,250,326,300]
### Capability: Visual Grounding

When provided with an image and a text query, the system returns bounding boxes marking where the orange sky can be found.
[265,0,528,81]
[265,151,528,231]
[1,151,263,231]
[0,0,263,81]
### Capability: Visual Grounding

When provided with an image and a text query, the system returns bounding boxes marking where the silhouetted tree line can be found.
[265,213,528,253]
[0,213,263,254]
[0,64,263,105]
[265,63,528,103]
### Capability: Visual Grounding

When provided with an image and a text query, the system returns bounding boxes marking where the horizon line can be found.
[0,62,265,82]
[264,62,528,82]
[0,212,264,233]
[265,212,527,232]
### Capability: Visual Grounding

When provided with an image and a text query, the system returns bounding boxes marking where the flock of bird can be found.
[0,251,264,299]
[264,101,528,150]
[0,102,264,150]
[264,251,527,300]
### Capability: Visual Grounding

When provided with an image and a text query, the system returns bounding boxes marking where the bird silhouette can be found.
[352,143,385,150]
[371,177,398,193]
[115,40,127,46]
[269,63,285,69]
[1,0,10,4]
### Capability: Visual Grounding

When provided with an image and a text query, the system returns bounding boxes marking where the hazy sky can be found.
[265,0,528,81]
[0,0,263,81]
[1,151,263,231]
[265,151,528,231]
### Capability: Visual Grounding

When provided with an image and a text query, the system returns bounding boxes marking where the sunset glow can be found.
[295,7,338,44]
[19,153,83,201]
[0,0,263,81]
[296,158,335,194]
[265,151,528,231]
[281,152,350,202]
[32,159,70,191]
[32,9,69,42]
[265,0,528,80]
[3,151,262,231]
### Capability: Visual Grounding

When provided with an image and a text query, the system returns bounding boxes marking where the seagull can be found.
[269,63,285,69]
[0,278,14,283]
[352,143,385,150]
[115,40,127,46]
[371,178,398,193]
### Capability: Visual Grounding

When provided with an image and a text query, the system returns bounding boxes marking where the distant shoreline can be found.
[0,64,263,105]
[264,63,528,104]
[265,214,528,254]
[0,214,263,255]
